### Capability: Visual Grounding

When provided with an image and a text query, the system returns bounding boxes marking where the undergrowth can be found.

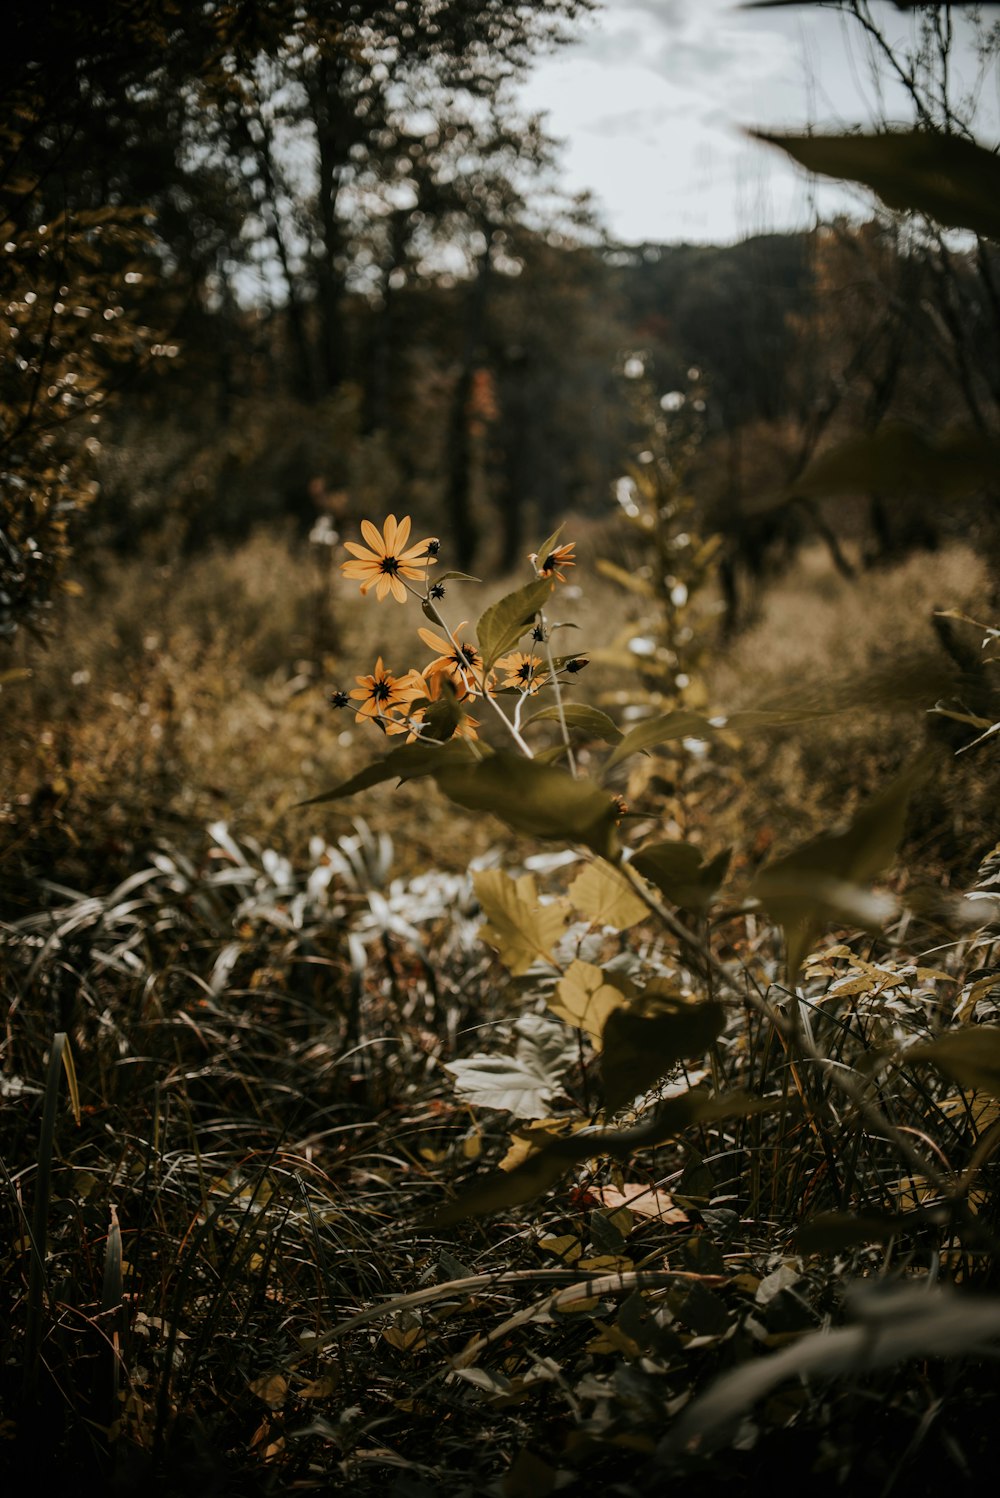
[3,518,1000,1494]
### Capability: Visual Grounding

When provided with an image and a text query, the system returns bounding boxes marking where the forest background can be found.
[3,1,1000,1493]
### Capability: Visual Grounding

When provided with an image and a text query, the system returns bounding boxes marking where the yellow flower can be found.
[495,651,547,694]
[417,620,483,699]
[341,514,437,602]
[529,540,576,585]
[349,657,424,727]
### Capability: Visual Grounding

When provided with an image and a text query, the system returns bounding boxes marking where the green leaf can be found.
[753,128,1000,241]
[476,578,553,669]
[297,740,479,807]
[548,960,633,1046]
[437,751,620,858]
[768,425,1000,510]
[752,759,926,983]
[569,859,649,930]
[630,842,731,912]
[604,711,713,771]
[532,523,565,568]
[667,1283,1000,1458]
[436,570,482,584]
[526,703,623,744]
[797,1212,921,1255]
[429,1089,783,1225]
[908,1026,1000,1098]
[601,999,726,1114]
[473,869,570,976]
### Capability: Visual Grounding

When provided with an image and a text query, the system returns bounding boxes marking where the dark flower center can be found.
[372,678,393,702]
[452,644,480,670]
[379,556,400,575]
[516,661,534,682]
[542,552,558,572]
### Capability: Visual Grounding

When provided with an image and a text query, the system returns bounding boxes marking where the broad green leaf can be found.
[437,751,620,858]
[604,711,714,771]
[753,759,926,983]
[475,578,552,669]
[444,1013,576,1118]
[473,869,570,976]
[569,859,649,930]
[604,707,839,773]
[908,1026,1000,1098]
[549,959,633,1046]
[630,842,731,912]
[766,426,1000,510]
[602,998,726,1114]
[429,1089,784,1225]
[667,1284,1000,1458]
[753,128,1000,241]
[798,1212,921,1255]
[526,703,624,744]
[532,523,565,568]
[298,739,479,807]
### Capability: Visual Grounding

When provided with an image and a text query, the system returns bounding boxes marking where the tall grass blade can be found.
[23,1032,68,1400]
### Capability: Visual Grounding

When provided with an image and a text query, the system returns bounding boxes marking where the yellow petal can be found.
[382,514,398,551]
[360,518,386,554]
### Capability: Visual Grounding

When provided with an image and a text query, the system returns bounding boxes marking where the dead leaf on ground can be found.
[588,1183,688,1223]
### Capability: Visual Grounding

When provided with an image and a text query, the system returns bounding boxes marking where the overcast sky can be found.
[517,0,1000,244]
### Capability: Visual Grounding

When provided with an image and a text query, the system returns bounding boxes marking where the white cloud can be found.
[518,0,996,243]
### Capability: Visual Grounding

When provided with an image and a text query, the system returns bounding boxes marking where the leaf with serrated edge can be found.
[475,577,552,669]
[570,859,649,930]
[473,869,569,976]
[549,960,632,1047]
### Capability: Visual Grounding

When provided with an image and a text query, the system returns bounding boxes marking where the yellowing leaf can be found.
[549,959,631,1046]
[473,869,569,976]
[299,1375,338,1399]
[248,1373,287,1409]
[588,1183,688,1223]
[499,1119,579,1171]
[382,1323,427,1353]
[538,1235,583,1264]
[569,860,649,931]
